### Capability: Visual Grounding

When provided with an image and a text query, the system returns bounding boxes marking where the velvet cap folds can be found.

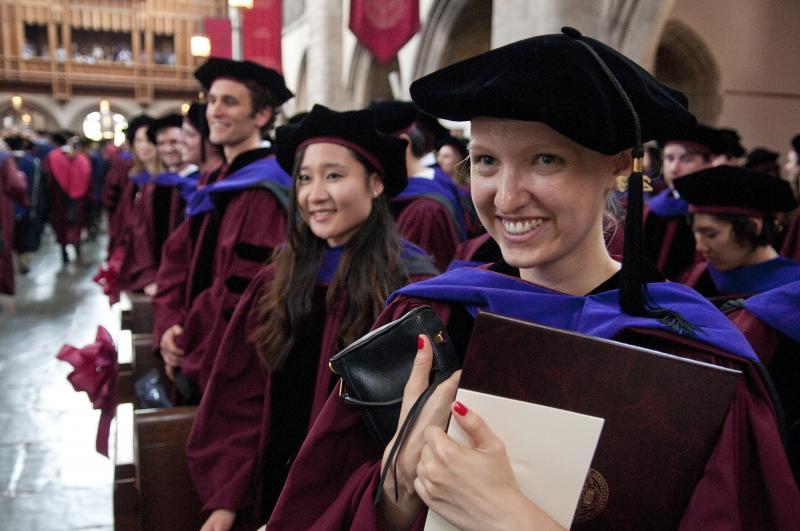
[745,148,779,170]
[717,128,746,158]
[146,113,184,144]
[409,27,695,155]
[366,100,419,135]
[194,57,294,106]
[659,123,726,154]
[675,165,798,214]
[124,114,155,144]
[275,104,409,197]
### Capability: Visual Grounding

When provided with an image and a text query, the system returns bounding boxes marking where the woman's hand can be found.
[414,402,564,531]
[199,508,236,531]
[159,324,185,381]
[380,334,461,529]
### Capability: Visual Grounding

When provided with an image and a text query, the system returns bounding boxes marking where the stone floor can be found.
[0,228,116,531]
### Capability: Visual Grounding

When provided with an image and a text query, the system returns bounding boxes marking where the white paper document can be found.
[424,388,605,530]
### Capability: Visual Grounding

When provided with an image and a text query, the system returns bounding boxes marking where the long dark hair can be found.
[251,147,408,372]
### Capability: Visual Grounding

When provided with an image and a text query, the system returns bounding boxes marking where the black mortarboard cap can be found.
[185,103,209,139]
[146,113,184,144]
[287,111,310,126]
[410,27,695,155]
[51,133,68,146]
[717,128,745,158]
[367,100,419,135]
[275,104,408,197]
[417,111,450,140]
[744,147,780,175]
[124,114,154,144]
[659,123,725,154]
[194,58,293,106]
[675,165,798,215]
[410,27,699,328]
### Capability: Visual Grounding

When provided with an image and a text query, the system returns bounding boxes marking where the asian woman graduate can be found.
[677,165,800,304]
[185,105,439,531]
[267,28,800,530]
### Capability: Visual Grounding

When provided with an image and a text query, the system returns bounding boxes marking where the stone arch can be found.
[412,0,492,80]
[0,96,60,131]
[654,19,722,124]
[347,43,399,107]
[67,100,139,132]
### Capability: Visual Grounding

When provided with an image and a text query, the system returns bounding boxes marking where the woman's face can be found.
[180,121,202,166]
[470,118,623,278]
[437,144,462,178]
[133,126,157,165]
[296,143,384,247]
[691,213,755,271]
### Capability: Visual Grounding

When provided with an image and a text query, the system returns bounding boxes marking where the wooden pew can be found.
[135,406,205,531]
[113,403,138,531]
[116,332,161,406]
[120,291,154,335]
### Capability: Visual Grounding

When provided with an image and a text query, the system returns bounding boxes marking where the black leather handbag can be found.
[328,305,460,504]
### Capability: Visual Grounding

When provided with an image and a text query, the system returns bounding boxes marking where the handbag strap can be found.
[342,395,404,408]
[373,380,441,506]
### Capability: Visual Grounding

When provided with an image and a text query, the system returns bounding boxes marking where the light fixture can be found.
[21,113,32,124]
[181,102,190,115]
[190,35,211,57]
[11,95,22,110]
[100,99,110,113]
[228,0,253,8]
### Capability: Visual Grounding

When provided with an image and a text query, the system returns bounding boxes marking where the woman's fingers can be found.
[400,334,433,417]
[450,401,504,452]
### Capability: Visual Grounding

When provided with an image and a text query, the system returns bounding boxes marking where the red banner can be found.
[243,0,283,72]
[349,0,419,64]
[204,17,232,59]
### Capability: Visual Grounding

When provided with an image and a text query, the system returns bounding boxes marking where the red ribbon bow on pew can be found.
[93,247,123,305]
[56,326,118,457]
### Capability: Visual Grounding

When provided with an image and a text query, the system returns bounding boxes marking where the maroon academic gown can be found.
[102,152,134,254]
[0,154,28,294]
[727,307,800,482]
[151,149,287,396]
[268,291,799,529]
[45,150,89,246]
[116,180,161,291]
[392,197,460,271]
[186,263,435,528]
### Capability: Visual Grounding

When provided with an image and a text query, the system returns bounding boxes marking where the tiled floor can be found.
[0,228,115,531]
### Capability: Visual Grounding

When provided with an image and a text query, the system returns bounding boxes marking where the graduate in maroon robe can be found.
[147,113,201,234]
[102,120,141,255]
[186,105,439,531]
[152,58,294,398]
[269,28,799,530]
[676,166,800,304]
[0,150,28,294]
[44,133,91,263]
[115,119,162,294]
[642,124,723,280]
[725,280,800,483]
[369,101,466,270]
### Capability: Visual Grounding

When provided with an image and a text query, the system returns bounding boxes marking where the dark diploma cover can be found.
[459,312,741,529]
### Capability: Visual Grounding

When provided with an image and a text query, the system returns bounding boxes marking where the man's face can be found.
[205,78,270,148]
[156,127,184,171]
[662,143,712,189]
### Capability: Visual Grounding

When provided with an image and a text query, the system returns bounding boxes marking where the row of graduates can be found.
[101,31,800,530]
[0,131,110,294]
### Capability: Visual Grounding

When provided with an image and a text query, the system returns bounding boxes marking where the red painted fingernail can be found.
[453,401,468,416]
[417,336,424,350]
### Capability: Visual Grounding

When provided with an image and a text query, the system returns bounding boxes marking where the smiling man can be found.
[151,58,293,407]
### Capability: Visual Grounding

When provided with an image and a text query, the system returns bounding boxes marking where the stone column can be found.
[306,0,345,109]
[490,0,673,68]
